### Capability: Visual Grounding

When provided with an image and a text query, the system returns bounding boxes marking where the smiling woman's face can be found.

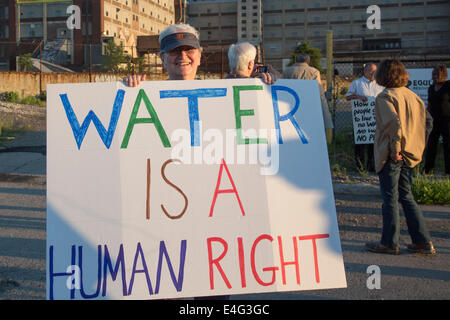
[162,46,202,80]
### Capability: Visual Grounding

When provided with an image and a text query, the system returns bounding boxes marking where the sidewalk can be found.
[0,131,46,177]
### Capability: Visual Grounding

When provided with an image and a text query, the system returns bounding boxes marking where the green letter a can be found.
[121,89,171,148]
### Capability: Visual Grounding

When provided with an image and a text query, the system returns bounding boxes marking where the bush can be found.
[38,91,46,102]
[4,91,20,103]
[20,95,42,105]
[412,176,450,205]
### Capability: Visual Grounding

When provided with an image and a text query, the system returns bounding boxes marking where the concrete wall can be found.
[0,72,223,98]
[0,72,168,98]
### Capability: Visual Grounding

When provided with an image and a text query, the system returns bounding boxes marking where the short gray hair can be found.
[296,54,310,64]
[228,42,257,72]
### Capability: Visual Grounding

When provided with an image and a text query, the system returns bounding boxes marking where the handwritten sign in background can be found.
[47,79,346,300]
[351,97,376,145]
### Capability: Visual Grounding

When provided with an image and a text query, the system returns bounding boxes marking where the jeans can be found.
[378,160,432,249]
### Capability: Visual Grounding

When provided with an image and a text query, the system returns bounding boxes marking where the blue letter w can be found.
[59,90,125,149]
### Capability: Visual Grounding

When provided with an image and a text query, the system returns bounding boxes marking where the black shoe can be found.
[407,242,436,255]
[365,242,400,255]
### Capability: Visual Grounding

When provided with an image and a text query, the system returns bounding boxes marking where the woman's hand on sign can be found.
[123,74,146,87]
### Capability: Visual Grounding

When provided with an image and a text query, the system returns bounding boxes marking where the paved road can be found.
[0,175,448,300]
[235,192,450,300]
[0,176,46,299]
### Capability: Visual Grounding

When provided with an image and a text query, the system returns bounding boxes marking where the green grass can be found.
[20,95,46,107]
[1,91,46,107]
[412,175,450,205]
[328,129,359,175]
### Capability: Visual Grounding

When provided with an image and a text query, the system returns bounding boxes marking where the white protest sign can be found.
[407,68,450,106]
[46,79,347,300]
[351,97,376,144]
[406,68,434,105]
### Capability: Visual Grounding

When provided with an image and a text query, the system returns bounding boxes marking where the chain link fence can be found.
[328,58,449,174]
[330,59,450,133]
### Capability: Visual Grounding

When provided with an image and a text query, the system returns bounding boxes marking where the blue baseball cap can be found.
[160,32,201,53]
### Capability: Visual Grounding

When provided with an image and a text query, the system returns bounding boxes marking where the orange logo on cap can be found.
[177,34,184,39]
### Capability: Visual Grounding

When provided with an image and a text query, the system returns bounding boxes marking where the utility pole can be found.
[326,30,333,145]
[89,42,92,82]
[39,41,43,95]
[326,30,333,94]
[43,1,47,43]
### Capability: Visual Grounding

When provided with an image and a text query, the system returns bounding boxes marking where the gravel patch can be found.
[0,102,46,132]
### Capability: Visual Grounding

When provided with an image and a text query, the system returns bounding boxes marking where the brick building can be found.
[0,0,175,70]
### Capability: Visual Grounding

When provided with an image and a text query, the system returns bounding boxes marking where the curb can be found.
[332,182,380,196]
[0,173,46,185]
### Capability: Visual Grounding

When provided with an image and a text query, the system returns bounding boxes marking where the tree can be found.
[289,41,324,73]
[100,40,126,72]
[18,53,33,72]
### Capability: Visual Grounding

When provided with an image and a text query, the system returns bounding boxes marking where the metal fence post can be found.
[326,30,333,144]
[39,41,43,96]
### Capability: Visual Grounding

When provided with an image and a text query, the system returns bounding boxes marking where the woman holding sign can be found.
[122,23,278,300]
[124,24,278,86]
[424,65,450,175]
[366,60,436,255]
